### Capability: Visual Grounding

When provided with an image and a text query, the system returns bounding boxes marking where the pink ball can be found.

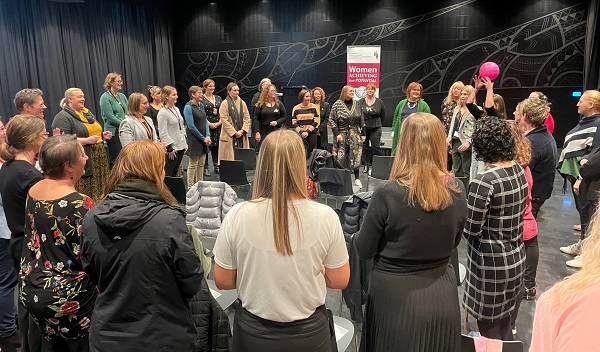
[479,62,500,81]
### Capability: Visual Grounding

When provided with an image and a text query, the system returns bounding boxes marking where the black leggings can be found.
[233,307,332,352]
[477,315,512,341]
[105,131,122,169]
[362,127,382,166]
[302,132,318,159]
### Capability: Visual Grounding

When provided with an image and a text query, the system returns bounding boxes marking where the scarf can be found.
[113,178,164,202]
[226,95,243,131]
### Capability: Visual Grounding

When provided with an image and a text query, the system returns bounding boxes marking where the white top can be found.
[214,198,348,322]
[157,107,187,151]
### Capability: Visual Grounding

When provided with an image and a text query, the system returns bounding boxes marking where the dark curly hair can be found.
[472,116,515,163]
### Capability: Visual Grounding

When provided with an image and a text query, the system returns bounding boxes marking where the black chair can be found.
[219,160,252,199]
[164,176,187,205]
[366,155,394,190]
[319,168,354,208]
[461,334,524,352]
[234,148,257,171]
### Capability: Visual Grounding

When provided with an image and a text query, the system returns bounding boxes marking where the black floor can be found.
[195,163,579,352]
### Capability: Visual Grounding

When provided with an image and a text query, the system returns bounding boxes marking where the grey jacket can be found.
[158,107,188,151]
[119,115,158,147]
[186,181,237,238]
[447,106,475,145]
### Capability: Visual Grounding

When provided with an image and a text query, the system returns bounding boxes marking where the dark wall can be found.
[173,0,587,146]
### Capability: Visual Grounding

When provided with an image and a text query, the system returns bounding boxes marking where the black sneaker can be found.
[524,286,536,300]
[214,166,219,174]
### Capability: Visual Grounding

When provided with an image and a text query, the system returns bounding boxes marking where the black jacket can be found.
[190,279,232,352]
[580,147,600,204]
[526,125,558,201]
[340,192,373,323]
[81,192,203,351]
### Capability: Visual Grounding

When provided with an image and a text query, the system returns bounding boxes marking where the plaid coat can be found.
[462,163,527,321]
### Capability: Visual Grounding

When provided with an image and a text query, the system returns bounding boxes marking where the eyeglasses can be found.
[113,80,123,84]
[39,131,49,138]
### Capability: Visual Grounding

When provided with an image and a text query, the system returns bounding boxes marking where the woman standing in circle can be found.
[20,135,96,352]
[441,81,465,134]
[329,85,365,187]
[312,87,331,151]
[213,129,349,352]
[253,84,286,147]
[463,116,527,340]
[358,82,386,172]
[291,89,318,158]
[0,115,46,351]
[202,79,223,175]
[147,85,163,139]
[391,82,431,155]
[183,86,211,189]
[218,82,250,164]
[119,93,158,147]
[81,140,203,351]
[355,112,467,352]
[53,88,112,202]
[99,72,127,169]
[447,85,476,177]
[158,85,188,177]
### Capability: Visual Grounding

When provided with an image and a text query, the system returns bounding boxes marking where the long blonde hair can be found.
[252,129,307,255]
[390,112,458,211]
[445,81,464,105]
[550,210,600,308]
[510,122,531,167]
[102,140,177,206]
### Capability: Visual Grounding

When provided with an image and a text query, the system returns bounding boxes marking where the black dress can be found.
[355,180,467,352]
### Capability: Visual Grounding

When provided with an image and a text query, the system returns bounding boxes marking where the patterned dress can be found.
[20,192,96,341]
[329,100,365,170]
[463,164,527,321]
[440,98,458,134]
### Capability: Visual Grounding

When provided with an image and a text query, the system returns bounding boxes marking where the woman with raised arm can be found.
[356,112,467,352]
[53,88,112,202]
[213,129,349,352]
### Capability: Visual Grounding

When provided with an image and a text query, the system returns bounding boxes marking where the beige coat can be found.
[218,97,250,164]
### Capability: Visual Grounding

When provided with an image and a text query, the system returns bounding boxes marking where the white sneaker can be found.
[355,179,363,188]
[560,241,581,256]
[566,255,583,269]
[512,328,517,335]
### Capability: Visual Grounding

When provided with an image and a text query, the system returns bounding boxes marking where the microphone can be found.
[286,69,298,87]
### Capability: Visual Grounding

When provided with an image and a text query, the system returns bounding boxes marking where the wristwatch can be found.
[577,175,583,181]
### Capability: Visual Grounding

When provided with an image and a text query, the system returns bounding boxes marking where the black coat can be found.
[81,192,203,351]
[526,125,558,201]
[317,101,331,148]
[190,279,232,352]
[580,146,600,204]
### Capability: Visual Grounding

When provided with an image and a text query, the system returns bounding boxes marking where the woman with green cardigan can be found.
[99,72,128,168]
[391,82,431,155]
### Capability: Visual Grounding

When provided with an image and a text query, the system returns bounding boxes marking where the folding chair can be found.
[234,148,257,171]
[366,155,394,190]
[219,160,252,199]
[318,168,354,208]
[333,316,358,352]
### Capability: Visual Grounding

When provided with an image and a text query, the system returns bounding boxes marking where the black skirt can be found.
[360,264,461,352]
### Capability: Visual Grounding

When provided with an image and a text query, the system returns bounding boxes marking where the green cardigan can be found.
[99,91,128,134]
[391,99,431,155]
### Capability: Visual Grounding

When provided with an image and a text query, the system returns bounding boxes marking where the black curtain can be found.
[0,0,174,127]
[584,0,600,90]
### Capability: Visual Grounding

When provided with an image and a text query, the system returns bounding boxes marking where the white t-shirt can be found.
[213,198,349,322]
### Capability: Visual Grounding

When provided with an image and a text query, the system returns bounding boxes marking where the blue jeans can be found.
[0,239,17,337]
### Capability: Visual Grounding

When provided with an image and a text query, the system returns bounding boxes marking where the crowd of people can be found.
[0,71,598,352]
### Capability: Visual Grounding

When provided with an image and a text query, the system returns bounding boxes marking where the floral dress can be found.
[19,192,96,341]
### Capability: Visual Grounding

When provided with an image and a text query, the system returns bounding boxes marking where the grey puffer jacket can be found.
[186,181,237,238]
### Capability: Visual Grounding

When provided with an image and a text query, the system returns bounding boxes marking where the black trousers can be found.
[510,236,538,329]
[302,132,318,159]
[477,315,512,341]
[164,150,185,177]
[18,302,43,352]
[362,127,382,166]
[233,306,332,352]
[581,201,598,241]
[531,197,545,218]
[105,130,122,169]
[41,335,88,352]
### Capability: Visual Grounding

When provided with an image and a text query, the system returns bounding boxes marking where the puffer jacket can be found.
[186,181,237,238]
[190,279,232,352]
[340,192,373,323]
